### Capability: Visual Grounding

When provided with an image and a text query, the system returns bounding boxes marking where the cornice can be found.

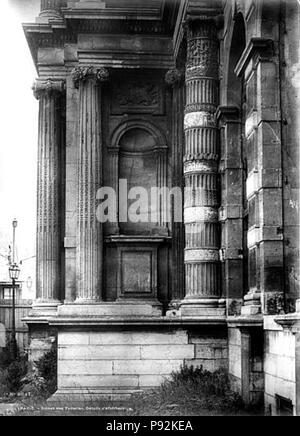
[216,106,241,124]
[185,0,223,22]
[235,37,275,77]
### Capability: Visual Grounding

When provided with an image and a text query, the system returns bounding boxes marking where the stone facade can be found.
[24,0,300,415]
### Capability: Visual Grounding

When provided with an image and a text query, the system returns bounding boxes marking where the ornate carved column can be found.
[165,69,185,302]
[72,66,109,302]
[181,20,222,314]
[33,79,65,310]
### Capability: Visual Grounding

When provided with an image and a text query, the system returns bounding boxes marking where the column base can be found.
[241,291,261,316]
[179,298,226,317]
[30,299,62,318]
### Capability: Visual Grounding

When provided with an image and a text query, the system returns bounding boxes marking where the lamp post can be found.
[9,218,20,360]
[9,263,20,360]
[12,218,17,263]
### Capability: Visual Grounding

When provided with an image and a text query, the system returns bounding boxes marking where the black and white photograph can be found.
[0,0,299,420]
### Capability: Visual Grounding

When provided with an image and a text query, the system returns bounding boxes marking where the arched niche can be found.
[108,119,168,236]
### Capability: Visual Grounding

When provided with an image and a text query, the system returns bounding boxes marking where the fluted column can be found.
[72,66,109,302]
[39,0,66,18]
[182,20,221,310]
[33,79,65,308]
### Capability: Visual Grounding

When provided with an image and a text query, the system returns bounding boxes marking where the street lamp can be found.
[9,263,20,360]
[12,219,17,264]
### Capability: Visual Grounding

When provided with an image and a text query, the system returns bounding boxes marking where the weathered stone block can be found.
[265,330,295,358]
[140,345,195,360]
[88,330,188,346]
[113,360,182,376]
[139,375,168,387]
[59,375,140,389]
[59,333,89,346]
[184,358,228,372]
[59,345,141,361]
[0,323,5,348]
[59,360,113,375]
[228,328,242,347]
[265,373,295,404]
[264,354,295,382]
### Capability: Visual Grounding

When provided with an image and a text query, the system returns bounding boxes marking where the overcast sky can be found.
[0,0,39,291]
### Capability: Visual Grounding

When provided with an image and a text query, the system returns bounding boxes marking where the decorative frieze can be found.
[33,78,65,305]
[183,19,221,305]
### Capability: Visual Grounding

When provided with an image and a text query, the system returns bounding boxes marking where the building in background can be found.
[0,233,35,351]
[22,0,299,415]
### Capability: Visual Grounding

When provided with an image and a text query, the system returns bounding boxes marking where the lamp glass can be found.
[9,264,20,280]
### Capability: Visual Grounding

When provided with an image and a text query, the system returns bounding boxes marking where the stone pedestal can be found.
[47,317,227,404]
[181,19,223,316]
[241,291,262,316]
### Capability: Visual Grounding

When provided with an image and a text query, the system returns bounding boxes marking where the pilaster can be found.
[165,69,185,303]
[236,38,284,316]
[217,106,244,316]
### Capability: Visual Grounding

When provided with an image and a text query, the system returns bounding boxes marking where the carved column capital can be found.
[185,19,219,77]
[33,79,65,100]
[165,69,185,88]
[71,66,110,89]
[39,0,66,18]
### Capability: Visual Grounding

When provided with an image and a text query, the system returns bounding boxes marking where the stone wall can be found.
[228,326,264,405]
[54,327,227,400]
[264,318,296,415]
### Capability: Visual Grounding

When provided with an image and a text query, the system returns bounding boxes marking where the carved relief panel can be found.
[110,72,165,115]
